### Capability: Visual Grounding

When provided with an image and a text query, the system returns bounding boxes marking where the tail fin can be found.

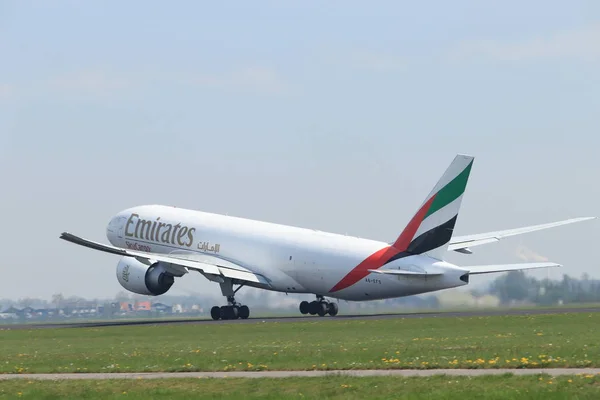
[391,154,474,260]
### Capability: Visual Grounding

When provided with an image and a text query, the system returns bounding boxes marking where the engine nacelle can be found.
[116,257,175,296]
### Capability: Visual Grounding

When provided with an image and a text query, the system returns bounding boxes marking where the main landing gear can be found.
[299,295,338,317]
[210,280,250,321]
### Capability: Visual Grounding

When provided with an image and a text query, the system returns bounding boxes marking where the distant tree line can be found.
[487,271,600,306]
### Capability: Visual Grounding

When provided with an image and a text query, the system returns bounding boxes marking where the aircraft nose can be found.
[106,215,123,245]
[106,217,116,242]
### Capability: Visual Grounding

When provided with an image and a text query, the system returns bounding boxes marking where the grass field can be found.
[1,312,599,374]
[1,375,600,399]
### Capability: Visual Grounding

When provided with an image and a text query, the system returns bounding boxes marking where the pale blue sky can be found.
[1,1,599,301]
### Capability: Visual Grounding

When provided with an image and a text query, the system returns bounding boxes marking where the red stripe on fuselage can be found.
[328,245,400,293]
[328,195,436,293]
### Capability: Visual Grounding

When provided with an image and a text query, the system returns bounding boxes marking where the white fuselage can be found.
[106,205,469,301]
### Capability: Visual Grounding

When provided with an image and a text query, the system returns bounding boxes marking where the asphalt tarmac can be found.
[3,306,599,330]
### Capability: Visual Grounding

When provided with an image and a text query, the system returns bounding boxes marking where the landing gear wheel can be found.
[220,305,229,320]
[211,304,248,320]
[317,302,328,317]
[239,305,250,319]
[210,281,250,321]
[220,305,238,320]
[211,306,221,320]
[300,296,340,317]
[327,302,339,316]
[299,301,310,315]
[308,301,319,315]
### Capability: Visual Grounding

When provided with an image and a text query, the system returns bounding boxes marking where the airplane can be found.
[59,154,595,320]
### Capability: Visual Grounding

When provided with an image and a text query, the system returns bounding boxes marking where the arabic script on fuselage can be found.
[198,241,220,253]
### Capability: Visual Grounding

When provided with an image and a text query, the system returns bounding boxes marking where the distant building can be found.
[21,306,35,315]
[0,307,19,320]
[135,301,151,311]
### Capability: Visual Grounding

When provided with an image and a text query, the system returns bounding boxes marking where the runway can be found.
[3,306,599,330]
[1,368,599,380]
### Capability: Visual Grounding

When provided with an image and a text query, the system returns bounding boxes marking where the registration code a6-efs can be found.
[365,277,381,284]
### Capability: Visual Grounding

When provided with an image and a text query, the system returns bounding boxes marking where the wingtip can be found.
[59,232,74,240]
[557,216,596,224]
[549,262,562,268]
[574,216,596,222]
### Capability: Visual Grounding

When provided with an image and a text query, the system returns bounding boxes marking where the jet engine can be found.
[116,256,176,296]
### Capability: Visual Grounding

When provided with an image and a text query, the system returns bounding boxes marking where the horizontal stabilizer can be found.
[367,269,443,277]
[467,262,560,275]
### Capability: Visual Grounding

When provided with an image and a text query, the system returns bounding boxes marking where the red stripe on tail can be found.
[391,194,436,250]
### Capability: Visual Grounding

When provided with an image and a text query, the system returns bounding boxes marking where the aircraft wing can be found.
[448,217,595,253]
[59,232,271,286]
[466,262,560,275]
